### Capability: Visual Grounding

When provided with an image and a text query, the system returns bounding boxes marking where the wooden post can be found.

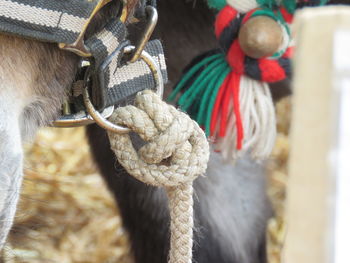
[284,6,350,263]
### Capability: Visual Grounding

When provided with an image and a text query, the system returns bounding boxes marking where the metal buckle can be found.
[94,40,130,110]
[129,6,158,63]
[52,60,115,128]
[52,106,115,128]
[53,4,159,129]
[58,0,128,57]
[94,6,158,110]
[82,46,164,134]
[52,46,163,129]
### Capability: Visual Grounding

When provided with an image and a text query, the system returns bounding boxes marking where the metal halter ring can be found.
[83,45,164,134]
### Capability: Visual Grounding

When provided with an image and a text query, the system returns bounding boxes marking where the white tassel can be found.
[226,0,259,13]
[214,75,276,163]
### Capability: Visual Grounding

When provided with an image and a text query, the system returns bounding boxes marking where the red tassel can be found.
[280,7,294,23]
[226,41,245,74]
[241,8,259,24]
[232,73,243,149]
[215,5,238,38]
[210,74,230,136]
[210,72,244,149]
[283,47,293,58]
[259,59,286,82]
[219,73,233,137]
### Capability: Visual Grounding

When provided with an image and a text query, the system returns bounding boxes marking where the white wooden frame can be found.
[284,6,350,263]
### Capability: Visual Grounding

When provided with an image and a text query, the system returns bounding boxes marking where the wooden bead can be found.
[238,16,283,59]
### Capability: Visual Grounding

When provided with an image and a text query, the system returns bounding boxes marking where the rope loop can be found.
[108,90,210,188]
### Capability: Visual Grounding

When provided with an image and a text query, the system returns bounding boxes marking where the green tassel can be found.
[178,58,225,110]
[197,65,228,125]
[168,53,222,102]
[282,0,296,13]
[207,0,226,10]
[169,53,231,136]
[257,0,279,9]
[204,68,230,136]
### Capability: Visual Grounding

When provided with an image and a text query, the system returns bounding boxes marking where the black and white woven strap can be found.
[105,40,167,107]
[86,19,167,109]
[0,0,100,44]
[0,0,167,109]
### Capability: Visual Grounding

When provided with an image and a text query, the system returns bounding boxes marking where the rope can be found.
[107,90,210,263]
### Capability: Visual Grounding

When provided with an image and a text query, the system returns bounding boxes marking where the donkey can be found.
[0,0,276,262]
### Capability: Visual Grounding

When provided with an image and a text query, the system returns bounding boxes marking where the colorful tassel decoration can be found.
[169,0,328,162]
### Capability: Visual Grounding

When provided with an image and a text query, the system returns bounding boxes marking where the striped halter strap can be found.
[0,0,167,127]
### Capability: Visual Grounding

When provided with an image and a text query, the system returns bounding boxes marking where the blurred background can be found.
[0,98,291,263]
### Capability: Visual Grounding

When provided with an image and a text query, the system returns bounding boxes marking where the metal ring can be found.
[120,0,129,23]
[83,46,164,134]
[129,6,158,63]
[124,45,164,98]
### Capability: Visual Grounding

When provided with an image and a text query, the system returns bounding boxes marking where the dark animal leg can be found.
[87,123,272,263]
[86,1,272,262]
[86,124,170,263]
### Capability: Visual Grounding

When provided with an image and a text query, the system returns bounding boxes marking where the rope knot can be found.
[108,90,209,188]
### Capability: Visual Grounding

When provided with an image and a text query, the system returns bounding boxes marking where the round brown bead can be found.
[238,16,283,59]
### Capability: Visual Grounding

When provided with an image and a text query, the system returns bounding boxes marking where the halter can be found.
[0,0,167,129]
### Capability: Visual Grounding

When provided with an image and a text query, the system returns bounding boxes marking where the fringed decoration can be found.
[169,0,329,162]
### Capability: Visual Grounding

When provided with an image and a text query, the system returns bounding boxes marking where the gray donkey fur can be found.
[0,0,274,262]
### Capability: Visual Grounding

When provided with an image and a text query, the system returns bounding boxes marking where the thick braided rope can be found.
[107,90,210,263]
[168,184,194,263]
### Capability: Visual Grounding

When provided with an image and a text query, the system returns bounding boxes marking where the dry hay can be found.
[0,99,291,263]
[267,97,291,263]
[1,128,132,263]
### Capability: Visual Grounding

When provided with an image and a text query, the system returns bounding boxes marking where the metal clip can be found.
[129,6,158,63]
[53,3,160,129]
[83,46,164,134]
[58,0,128,57]
[51,106,115,128]
[52,60,115,128]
